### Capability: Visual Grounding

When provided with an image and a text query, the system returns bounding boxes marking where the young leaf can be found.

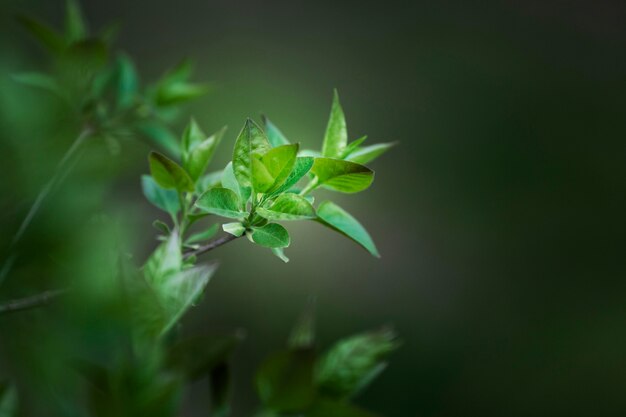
[221,162,251,206]
[271,247,289,263]
[252,144,299,193]
[256,349,316,412]
[12,72,65,100]
[321,89,348,158]
[257,194,316,221]
[143,232,183,288]
[156,82,209,106]
[271,157,314,195]
[340,136,367,159]
[262,115,290,147]
[316,201,379,257]
[65,0,88,42]
[232,118,271,189]
[311,158,374,193]
[315,327,399,399]
[186,224,219,244]
[17,15,66,53]
[251,223,290,248]
[149,152,194,192]
[196,188,245,219]
[152,220,171,235]
[136,122,181,158]
[184,126,226,181]
[346,142,396,165]
[141,175,180,216]
[181,118,206,152]
[223,222,246,237]
[115,55,138,110]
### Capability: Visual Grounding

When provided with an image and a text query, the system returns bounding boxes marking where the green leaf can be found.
[321,89,348,158]
[115,54,138,110]
[346,142,396,165]
[143,232,183,289]
[251,223,290,248]
[315,327,399,399]
[167,332,244,380]
[156,82,209,106]
[12,72,67,101]
[340,136,367,159]
[262,115,290,147]
[272,157,314,195]
[232,118,271,189]
[257,194,316,221]
[196,170,224,194]
[186,224,219,244]
[223,222,246,237]
[149,152,194,192]
[152,220,171,235]
[252,144,299,193]
[311,158,374,193]
[136,122,180,158]
[184,126,226,181]
[141,175,180,215]
[17,15,66,53]
[307,398,379,417]
[0,382,18,417]
[316,201,379,257]
[221,162,251,207]
[65,0,88,42]
[196,188,245,219]
[288,300,315,349]
[271,247,289,263]
[256,348,316,412]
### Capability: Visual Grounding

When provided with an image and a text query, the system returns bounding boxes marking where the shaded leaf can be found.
[321,89,347,158]
[115,54,138,110]
[196,188,245,219]
[65,0,88,42]
[142,175,180,215]
[316,201,379,257]
[196,170,224,194]
[262,115,290,147]
[184,126,226,182]
[251,223,290,248]
[153,220,170,235]
[0,382,17,416]
[137,122,180,158]
[311,158,374,193]
[288,299,315,349]
[12,72,66,101]
[307,397,379,417]
[257,194,316,221]
[149,152,194,192]
[17,15,66,53]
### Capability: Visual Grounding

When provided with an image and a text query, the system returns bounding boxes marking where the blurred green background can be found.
[1,0,626,416]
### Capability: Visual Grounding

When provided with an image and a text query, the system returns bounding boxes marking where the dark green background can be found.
[1,0,625,416]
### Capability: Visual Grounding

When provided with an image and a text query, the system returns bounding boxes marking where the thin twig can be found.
[0,288,69,315]
[184,234,239,259]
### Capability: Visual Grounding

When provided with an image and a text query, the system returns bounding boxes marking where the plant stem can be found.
[0,288,69,315]
[183,234,239,259]
[299,176,319,196]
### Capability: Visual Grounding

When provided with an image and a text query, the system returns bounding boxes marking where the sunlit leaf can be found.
[252,144,299,193]
[232,118,271,189]
[184,125,226,181]
[223,222,246,237]
[257,194,316,221]
[311,158,374,193]
[316,201,379,257]
[272,157,314,195]
[221,162,251,207]
[346,142,396,165]
[196,188,245,219]
[321,89,348,158]
[340,136,367,159]
[251,223,290,248]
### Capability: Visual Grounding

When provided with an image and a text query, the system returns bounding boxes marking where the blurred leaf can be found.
[136,122,180,158]
[321,89,347,158]
[184,126,226,182]
[252,144,299,194]
[65,0,88,42]
[272,157,314,195]
[209,362,232,417]
[149,152,194,192]
[256,348,316,412]
[142,175,180,215]
[306,397,379,417]
[346,143,396,165]
[0,382,17,416]
[271,247,289,263]
[115,54,139,110]
[251,223,290,248]
[316,201,379,257]
[232,118,271,189]
[196,188,246,219]
[223,222,246,237]
[315,327,399,399]
[17,15,66,53]
[12,72,66,100]
[143,232,183,289]
[257,194,316,221]
[288,300,315,349]
[186,224,219,244]
[156,82,209,106]
[167,332,243,380]
[196,170,224,194]
[311,158,374,193]
[340,136,367,159]
[262,115,290,147]
[153,220,171,235]
[300,149,322,158]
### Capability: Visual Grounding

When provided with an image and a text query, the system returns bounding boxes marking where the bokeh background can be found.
[1,0,626,416]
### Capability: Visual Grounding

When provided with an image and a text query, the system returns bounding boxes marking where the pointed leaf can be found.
[65,0,88,42]
[186,224,219,244]
[340,136,367,159]
[257,143,299,193]
[149,152,194,192]
[271,247,289,263]
[232,118,271,189]
[12,72,65,100]
[311,158,374,193]
[262,115,290,146]
[321,89,348,158]
[346,142,396,165]
[316,201,379,257]
[185,126,226,181]
[251,223,290,248]
[272,157,314,195]
[257,194,316,221]
[142,175,180,215]
[18,15,66,53]
[196,188,245,219]
[137,122,180,158]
